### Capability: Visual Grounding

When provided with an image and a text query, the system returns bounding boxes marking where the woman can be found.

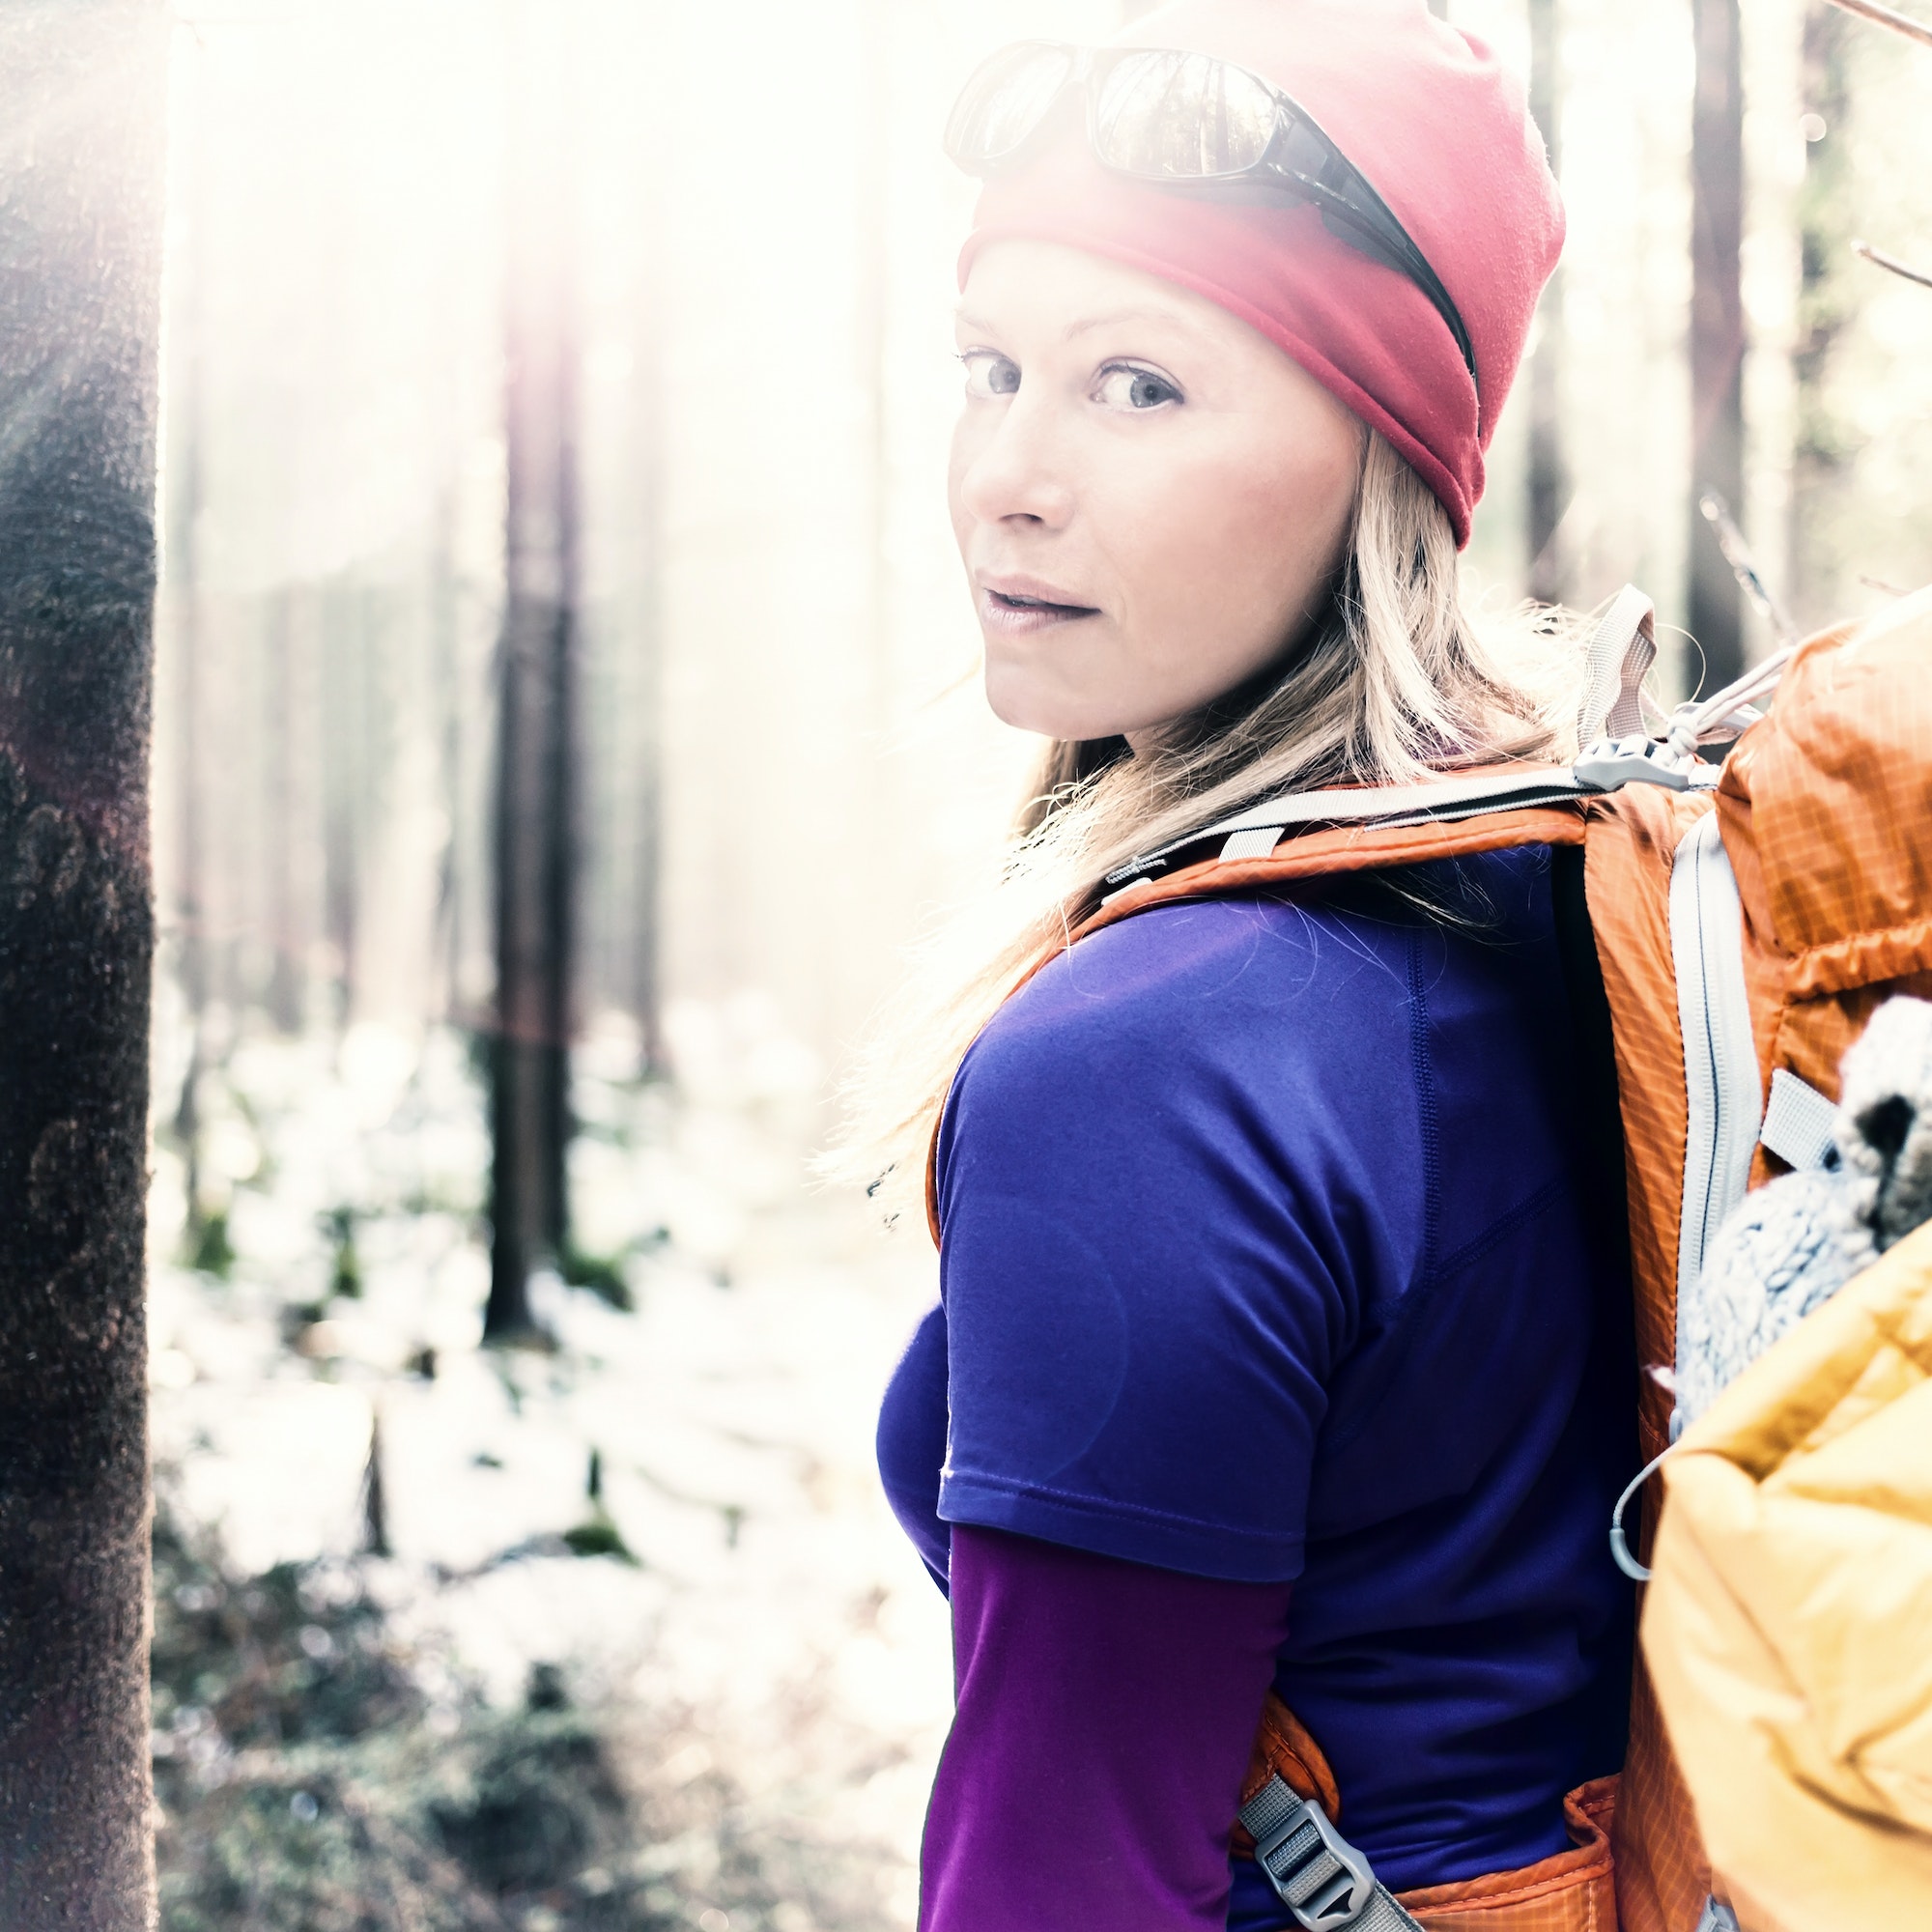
[854,4,1636,1926]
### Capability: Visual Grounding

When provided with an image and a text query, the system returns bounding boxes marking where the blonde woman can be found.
[858,4,1635,1926]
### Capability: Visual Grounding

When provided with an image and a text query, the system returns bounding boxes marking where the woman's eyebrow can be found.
[952,305,1194,341]
[1059,306,1191,342]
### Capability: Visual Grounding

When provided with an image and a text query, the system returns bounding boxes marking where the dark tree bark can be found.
[170,42,209,1208]
[487,0,580,1339]
[1526,0,1569,603]
[0,3,167,1921]
[1689,0,1747,688]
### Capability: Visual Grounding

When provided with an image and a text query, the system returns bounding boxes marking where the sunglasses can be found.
[946,42,1475,384]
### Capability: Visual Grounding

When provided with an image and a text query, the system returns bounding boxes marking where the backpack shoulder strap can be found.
[1101,767,1595,892]
[1081,799,1587,943]
[1578,583,1660,747]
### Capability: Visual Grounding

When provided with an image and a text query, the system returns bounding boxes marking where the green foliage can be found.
[558,1517,639,1566]
[429,1707,625,1896]
[187,1210,237,1280]
[561,1246,633,1313]
[321,1206,363,1299]
[152,1503,897,1932]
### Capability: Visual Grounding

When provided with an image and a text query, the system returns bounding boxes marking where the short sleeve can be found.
[934,895,1429,1583]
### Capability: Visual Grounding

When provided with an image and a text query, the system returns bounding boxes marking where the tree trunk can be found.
[1526,0,1569,603]
[487,0,580,1339]
[622,59,667,1068]
[1688,0,1747,688]
[268,588,305,1033]
[171,39,209,1210]
[1789,2,1855,631]
[431,482,465,1023]
[320,580,362,1026]
[0,3,167,1921]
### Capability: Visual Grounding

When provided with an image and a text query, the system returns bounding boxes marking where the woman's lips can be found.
[978,582,1101,637]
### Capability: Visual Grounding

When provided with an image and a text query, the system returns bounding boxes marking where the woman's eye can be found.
[1094,364,1182,411]
[961,352,1020,399]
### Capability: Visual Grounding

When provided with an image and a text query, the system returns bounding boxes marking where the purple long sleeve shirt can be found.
[925,1525,1292,1931]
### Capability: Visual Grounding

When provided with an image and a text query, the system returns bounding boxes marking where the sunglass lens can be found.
[1092,50,1276,179]
[945,42,1078,171]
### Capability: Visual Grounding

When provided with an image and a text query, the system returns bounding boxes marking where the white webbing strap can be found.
[1122,765,1591,873]
[1759,1067,1837,1172]
[1670,811,1765,1425]
[1219,824,1290,863]
[1577,585,1658,747]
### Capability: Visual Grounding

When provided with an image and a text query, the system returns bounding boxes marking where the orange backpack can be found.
[958,584,1932,1930]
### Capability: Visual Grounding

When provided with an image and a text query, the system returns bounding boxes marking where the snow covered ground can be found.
[147,981,952,1926]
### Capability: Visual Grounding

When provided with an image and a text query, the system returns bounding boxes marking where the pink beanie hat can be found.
[956,0,1563,547]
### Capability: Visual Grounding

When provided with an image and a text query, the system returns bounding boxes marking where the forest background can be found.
[78,0,1932,1925]
[163,0,1932,1076]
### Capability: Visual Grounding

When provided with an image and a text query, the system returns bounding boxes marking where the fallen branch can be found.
[1698,492,1798,641]
[1824,0,1932,50]
[1855,239,1932,292]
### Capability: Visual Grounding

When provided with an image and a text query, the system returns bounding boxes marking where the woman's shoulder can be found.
[967,843,1551,1060]
[990,888,1413,1051]
[945,889,1428,1165]
[944,845,1560,1171]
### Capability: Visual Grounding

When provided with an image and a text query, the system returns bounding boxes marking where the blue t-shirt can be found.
[877,849,1635,1908]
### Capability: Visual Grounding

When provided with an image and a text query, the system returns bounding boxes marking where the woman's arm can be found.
[921,1524,1293,1932]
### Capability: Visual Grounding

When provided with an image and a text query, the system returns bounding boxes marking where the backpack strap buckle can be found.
[1237,1775,1424,1931]
[1575,732,1716,793]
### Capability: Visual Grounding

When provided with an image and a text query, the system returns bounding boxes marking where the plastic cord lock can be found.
[1574,734,1702,793]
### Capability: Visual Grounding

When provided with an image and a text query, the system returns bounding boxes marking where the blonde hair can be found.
[834,431,1585,1215]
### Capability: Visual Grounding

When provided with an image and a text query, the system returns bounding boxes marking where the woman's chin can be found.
[981,666,1122,743]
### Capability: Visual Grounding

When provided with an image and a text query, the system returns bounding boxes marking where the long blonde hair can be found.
[835,431,1585,1214]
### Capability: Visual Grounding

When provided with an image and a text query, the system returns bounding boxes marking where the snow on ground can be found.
[147,984,952,1924]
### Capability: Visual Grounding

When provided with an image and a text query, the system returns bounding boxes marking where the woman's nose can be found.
[956,401,1076,530]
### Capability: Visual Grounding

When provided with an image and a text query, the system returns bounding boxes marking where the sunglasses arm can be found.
[1263,161,1476,378]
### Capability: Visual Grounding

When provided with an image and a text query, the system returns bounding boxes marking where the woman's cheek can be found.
[947,407,1002,551]
[1111,469,1256,668]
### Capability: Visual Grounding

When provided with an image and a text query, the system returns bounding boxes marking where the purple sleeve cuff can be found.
[920,1524,1293,1932]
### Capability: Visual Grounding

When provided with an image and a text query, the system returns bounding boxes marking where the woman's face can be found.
[949,241,1363,748]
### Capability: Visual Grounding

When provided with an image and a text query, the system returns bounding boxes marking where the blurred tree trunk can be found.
[1689,0,1747,686]
[487,0,580,1339]
[624,53,667,1069]
[431,480,465,1022]
[1526,0,1569,603]
[1789,2,1856,630]
[171,41,209,1212]
[268,588,305,1032]
[627,424,665,1070]
[319,580,364,1025]
[0,3,167,1921]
